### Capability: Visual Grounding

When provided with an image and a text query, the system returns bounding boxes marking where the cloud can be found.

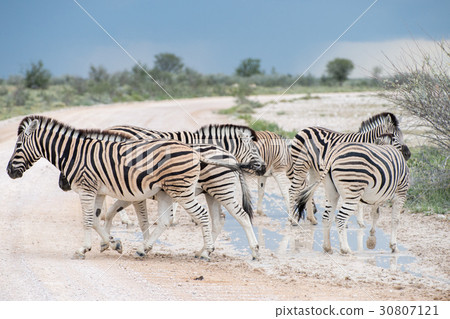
[305,38,449,78]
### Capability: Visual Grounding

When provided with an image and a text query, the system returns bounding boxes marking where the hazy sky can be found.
[1,0,448,79]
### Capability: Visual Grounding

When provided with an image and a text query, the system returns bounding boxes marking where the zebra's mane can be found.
[374,133,395,144]
[358,112,400,134]
[18,115,130,142]
[195,124,258,142]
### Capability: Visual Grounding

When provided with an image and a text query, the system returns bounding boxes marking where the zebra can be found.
[288,112,408,225]
[60,141,260,259]
[105,124,266,223]
[109,123,266,175]
[293,134,410,254]
[252,131,292,216]
[6,115,239,259]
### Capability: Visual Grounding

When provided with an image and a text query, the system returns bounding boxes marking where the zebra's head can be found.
[359,112,405,143]
[375,133,411,160]
[196,124,266,175]
[7,117,42,179]
[235,128,266,175]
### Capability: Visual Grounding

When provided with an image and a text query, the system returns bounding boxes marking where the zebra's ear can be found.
[24,119,39,136]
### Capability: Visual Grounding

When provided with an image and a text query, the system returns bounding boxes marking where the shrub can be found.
[407,146,449,214]
[154,53,184,73]
[235,58,262,77]
[25,60,51,89]
[384,40,449,214]
[384,40,450,152]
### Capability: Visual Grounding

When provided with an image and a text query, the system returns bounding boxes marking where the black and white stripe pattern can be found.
[288,112,407,224]
[253,131,293,217]
[294,135,410,254]
[58,125,260,259]
[7,115,221,259]
[108,124,267,175]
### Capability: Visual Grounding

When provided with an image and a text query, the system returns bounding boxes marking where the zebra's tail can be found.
[237,168,254,222]
[199,157,241,171]
[294,181,321,221]
[294,160,333,222]
[199,156,254,221]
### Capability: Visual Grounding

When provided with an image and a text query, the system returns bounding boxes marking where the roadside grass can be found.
[0,80,378,122]
[406,146,449,215]
[237,114,297,139]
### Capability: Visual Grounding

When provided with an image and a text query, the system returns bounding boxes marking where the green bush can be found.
[407,146,449,214]
[25,60,51,89]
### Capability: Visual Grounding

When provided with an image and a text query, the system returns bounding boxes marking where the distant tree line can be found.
[0,53,380,118]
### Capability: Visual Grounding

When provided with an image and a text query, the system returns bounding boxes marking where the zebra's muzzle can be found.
[401,145,411,161]
[6,162,23,179]
[252,162,267,176]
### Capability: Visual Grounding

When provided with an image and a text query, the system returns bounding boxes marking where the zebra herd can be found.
[6,112,410,260]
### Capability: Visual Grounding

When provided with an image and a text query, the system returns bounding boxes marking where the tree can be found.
[325,58,354,85]
[235,58,262,77]
[153,53,184,73]
[88,65,109,82]
[25,60,51,89]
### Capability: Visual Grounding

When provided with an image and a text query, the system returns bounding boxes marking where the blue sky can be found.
[0,0,448,79]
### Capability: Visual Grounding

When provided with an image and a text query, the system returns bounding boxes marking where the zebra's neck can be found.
[29,117,126,176]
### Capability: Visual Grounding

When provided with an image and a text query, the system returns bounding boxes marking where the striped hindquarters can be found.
[328,142,410,203]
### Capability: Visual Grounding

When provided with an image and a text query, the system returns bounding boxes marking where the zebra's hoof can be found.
[195,249,211,261]
[390,243,399,253]
[199,254,211,261]
[323,246,333,254]
[366,236,377,249]
[135,250,146,258]
[289,219,300,227]
[72,251,85,260]
[100,243,109,252]
[308,218,318,225]
[113,240,123,254]
[340,248,352,255]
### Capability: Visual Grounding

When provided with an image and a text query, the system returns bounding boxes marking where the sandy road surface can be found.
[0,93,448,300]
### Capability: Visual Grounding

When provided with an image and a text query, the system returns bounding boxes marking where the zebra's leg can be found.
[90,195,123,254]
[322,179,339,254]
[175,195,214,259]
[221,201,260,260]
[306,198,318,225]
[356,202,366,228]
[272,171,292,219]
[137,192,173,257]
[119,210,134,227]
[205,194,225,243]
[132,200,151,257]
[256,175,268,216]
[103,200,133,242]
[171,202,179,225]
[195,194,225,259]
[335,201,359,255]
[366,205,380,249]
[73,191,97,259]
[390,196,405,253]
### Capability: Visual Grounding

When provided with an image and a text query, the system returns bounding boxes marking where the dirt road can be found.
[1,93,448,300]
